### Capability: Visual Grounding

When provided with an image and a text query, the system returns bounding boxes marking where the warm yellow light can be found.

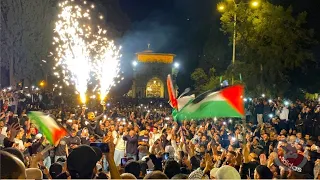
[80,94,86,104]
[39,81,45,87]
[217,2,226,12]
[251,1,259,7]
[218,5,225,11]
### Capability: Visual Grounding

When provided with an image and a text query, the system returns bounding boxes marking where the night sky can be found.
[98,0,320,95]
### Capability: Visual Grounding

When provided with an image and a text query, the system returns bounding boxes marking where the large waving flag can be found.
[167,75,178,109]
[176,94,195,111]
[173,85,244,121]
[28,111,67,145]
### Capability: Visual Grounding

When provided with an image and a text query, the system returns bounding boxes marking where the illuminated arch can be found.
[146,77,164,98]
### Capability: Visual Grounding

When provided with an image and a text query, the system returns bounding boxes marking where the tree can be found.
[1,0,56,86]
[191,67,222,94]
[219,1,315,95]
[203,67,222,91]
[191,68,208,93]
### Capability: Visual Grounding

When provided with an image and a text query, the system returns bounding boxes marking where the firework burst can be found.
[53,0,121,104]
[90,31,121,103]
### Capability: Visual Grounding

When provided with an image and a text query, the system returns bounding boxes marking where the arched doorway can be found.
[146,77,164,98]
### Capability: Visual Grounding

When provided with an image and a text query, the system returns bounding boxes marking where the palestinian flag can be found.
[28,111,67,145]
[167,75,178,109]
[172,85,244,121]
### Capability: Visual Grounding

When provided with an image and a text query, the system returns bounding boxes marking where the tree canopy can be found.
[216,1,315,95]
[192,1,316,96]
[1,0,57,86]
[191,67,222,94]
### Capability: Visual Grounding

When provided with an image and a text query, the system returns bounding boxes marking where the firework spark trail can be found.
[53,0,121,104]
[54,2,91,103]
[91,34,121,103]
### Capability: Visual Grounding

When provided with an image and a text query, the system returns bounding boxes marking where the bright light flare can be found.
[217,2,226,12]
[132,61,138,66]
[54,1,91,104]
[91,33,121,103]
[53,0,122,104]
[284,101,289,106]
[251,1,259,7]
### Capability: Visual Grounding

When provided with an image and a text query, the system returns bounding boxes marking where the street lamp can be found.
[217,0,260,85]
[132,61,138,67]
[174,62,180,68]
[39,81,45,87]
[251,1,259,7]
[217,2,226,12]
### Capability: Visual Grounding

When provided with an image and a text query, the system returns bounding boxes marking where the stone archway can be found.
[145,77,164,98]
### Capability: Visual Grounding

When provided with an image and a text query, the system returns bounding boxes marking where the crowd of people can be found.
[1,86,320,179]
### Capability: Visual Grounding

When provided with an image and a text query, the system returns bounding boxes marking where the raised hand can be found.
[204,153,214,171]
[30,153,43,168]
[260,154,267,165]
[207,141,212,151]
[8,123,20,141]
[105,136,115,160]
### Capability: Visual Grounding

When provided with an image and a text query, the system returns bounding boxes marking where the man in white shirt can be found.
[110,125,117,144]
[149,127,161,149]
[280,106,289,120]
[279,105,289,131]
[114,126,126,166]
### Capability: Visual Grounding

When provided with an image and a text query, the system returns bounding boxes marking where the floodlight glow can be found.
[132,61,138,66]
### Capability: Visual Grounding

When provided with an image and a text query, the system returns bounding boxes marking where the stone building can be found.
[129,47,179,99]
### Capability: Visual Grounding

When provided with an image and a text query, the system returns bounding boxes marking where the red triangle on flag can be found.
[220,85,244,116]
[52,127,67,145]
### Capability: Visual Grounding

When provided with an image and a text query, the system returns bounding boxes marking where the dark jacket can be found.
[123,135,138,155]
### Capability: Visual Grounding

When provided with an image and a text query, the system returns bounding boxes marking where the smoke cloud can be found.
[115,11,181,94]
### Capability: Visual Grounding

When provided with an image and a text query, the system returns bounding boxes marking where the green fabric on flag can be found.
[174,101,242,121]
[28,111,66,145]
[172,85,244,121]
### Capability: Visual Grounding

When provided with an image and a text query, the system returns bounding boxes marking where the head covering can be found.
[188,169,209,179]
[120,173,136,179]
[3,147,25,163]
[67,145,98,178]
[35,133,42,140]
[210,168,219,178]
[90,146,103,161]
[49,163,63,179]
[215,165,241,179]
[26,168,43,179]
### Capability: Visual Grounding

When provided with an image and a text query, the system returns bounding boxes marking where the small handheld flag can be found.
[28,111,67,145]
